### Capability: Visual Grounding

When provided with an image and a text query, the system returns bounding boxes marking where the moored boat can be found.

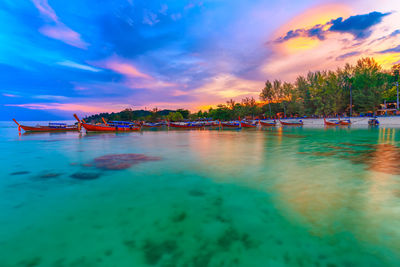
[73,114,140,132]
[339,118,351,125]
[168,122,205,129]
[279,119,303,126]
[324,118,340,126]
[221,121,241,128]
[260,120,277,127]
[368,118,379,126]
[142,122,164,128]
[12,119,78,132]
[240,121,257,128]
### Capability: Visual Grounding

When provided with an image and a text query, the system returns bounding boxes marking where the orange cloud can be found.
[272,4,352,54]
[374,52,400,69]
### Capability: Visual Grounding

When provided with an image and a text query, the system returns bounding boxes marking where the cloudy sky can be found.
[1,0,400,119]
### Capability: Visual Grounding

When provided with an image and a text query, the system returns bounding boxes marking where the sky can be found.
[1,0,400,120]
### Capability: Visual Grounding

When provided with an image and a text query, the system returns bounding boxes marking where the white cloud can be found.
[57,60,102,72]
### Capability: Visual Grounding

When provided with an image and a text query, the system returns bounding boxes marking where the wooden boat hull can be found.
[280,120,303,126]
[221,123,240,128]
[20,125,78,132]
[339,120,351,125]
[260,121,276,127]
[368,119,379,126]
[241,122,257,128]
[73,114,140,132]
[81,123,140,132]
[142,124,164,128]
[169,123,204,129]
[13,119,78,132]
[324,119,339,126]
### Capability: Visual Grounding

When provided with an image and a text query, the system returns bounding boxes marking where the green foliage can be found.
[256,57,396,117]
[167,112,184,121]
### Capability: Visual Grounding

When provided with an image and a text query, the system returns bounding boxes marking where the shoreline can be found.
[3,116,400,129]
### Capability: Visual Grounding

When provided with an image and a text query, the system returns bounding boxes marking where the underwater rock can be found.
[10,171,30,176]
[19,257,41,267]
[142,239,179,265]
[39,172,61,179]
[123,240,136,249]
[104,249,113,256]
[171,211,187,223]
[70,172,101,180]
[189,189,205,197]
[93,153,161,170]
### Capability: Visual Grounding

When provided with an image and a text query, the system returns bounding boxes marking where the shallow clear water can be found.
[1,122,400,267]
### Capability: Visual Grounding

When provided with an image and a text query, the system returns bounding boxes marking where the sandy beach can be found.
[298,116,400,127]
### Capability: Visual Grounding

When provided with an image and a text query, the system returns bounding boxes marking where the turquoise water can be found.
[1,122,400,266]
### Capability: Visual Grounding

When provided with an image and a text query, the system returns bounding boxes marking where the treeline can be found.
[259,58,399,117]
[204,58,399,120]
[84,108,191,123]
[85,57,399,122]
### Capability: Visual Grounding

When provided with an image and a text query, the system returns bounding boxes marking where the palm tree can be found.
[260,80,274,117]
[226,99,236,110]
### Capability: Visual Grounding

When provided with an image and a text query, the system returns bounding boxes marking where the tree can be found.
[176,109,190,119]
[167,112,184,121]
[280,82,293,117]
[352,58,385,115]
[260,80,274,117]
[226,99,236,110]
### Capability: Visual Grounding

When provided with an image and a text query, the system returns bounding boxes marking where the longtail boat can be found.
[73,114,140,132]
[221,121,241,128]
[260,120,277,127]
[339,118,351,125]
[368,118,379,126]
[142,122,164,128]
[240,121,257,128]
[279,119,303,126]
[324,118,340,126]
[168,122,205,129]
[12,119,78,132]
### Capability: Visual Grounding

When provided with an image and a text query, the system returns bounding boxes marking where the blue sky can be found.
[1,0,399,120]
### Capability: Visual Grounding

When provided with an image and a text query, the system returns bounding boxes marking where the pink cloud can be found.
[3,93,19,97]
[39,25,88,49]
[32,0,88,49]
[103,59,151,79]
[6,103,128,114]
[31,0,58,22]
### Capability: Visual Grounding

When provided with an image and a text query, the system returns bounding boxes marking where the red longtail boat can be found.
[339,118,351,125]
[260,120,277,127]
[240,121,257,128]
[74,114,140,132]
[221,121,241,128]
[324,118,340,126]
[12,119,78,132]
[279,119,303,126]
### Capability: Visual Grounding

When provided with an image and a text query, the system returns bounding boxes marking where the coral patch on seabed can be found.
[93,154,161,170]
